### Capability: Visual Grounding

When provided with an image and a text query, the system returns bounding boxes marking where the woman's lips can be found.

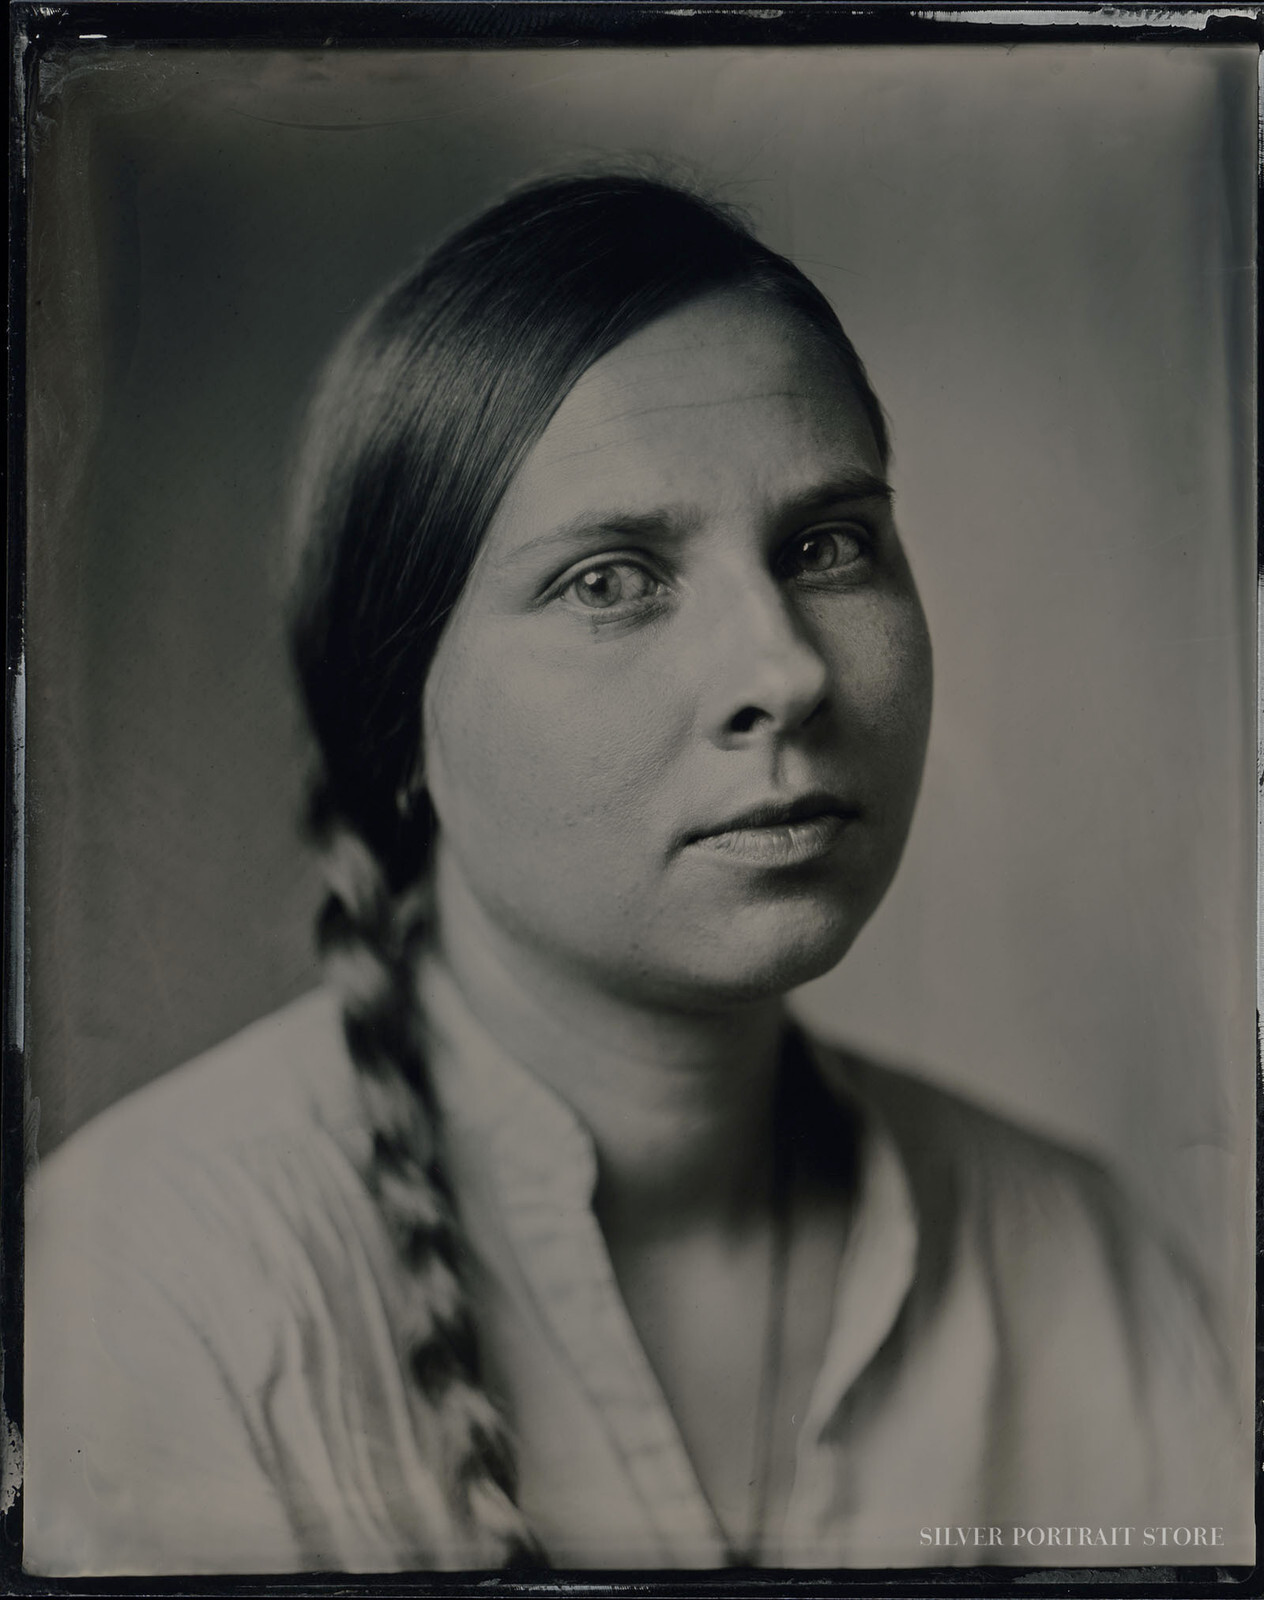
[685,810,854,868]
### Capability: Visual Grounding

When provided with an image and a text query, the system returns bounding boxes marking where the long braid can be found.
[308,783,541,1568]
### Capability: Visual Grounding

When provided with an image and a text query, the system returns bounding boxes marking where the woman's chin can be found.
[644,901,868,1009]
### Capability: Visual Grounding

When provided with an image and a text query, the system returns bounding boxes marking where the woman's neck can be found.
[433,849,787,1243]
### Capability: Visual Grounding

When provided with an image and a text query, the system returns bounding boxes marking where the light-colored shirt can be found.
[23,975,1252,1574]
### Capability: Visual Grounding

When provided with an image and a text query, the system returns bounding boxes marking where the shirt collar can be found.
[796,1035,920,1442]
[419,960,920,1449]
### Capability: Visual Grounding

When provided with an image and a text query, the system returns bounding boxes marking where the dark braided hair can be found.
[287,172,889,1567]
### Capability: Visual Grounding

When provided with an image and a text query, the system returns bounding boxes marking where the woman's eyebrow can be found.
[502,509,695,566]
[784,473,894,514]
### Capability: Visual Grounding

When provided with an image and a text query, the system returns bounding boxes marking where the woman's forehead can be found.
[541,291,869,453]
[492,291,882,543]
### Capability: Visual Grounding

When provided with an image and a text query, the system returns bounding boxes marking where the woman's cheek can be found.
[820,592,930,740]
[426,620,691,847]
[887,594,934,750]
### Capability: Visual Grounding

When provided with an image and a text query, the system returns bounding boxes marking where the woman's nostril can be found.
[729,705,766,736]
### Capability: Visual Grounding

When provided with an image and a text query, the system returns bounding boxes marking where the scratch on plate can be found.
[917,6,1252,26]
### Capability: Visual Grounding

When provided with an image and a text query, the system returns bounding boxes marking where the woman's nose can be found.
[703,579,831,749]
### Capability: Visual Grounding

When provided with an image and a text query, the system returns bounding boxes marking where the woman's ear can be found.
[396,745,427,819]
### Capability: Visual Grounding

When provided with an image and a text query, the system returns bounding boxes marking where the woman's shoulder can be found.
[809,1033,1236,1401]
[25,987,381,1341]
[813,1034,1136,1227]
[32,988,359,1208]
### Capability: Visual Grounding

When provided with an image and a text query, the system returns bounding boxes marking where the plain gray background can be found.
[25,45,1256,1355]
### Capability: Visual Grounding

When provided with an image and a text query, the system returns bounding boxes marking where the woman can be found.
[24,175,1245,1575]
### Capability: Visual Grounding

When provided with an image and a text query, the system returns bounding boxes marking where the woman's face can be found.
[423,290,932,1009]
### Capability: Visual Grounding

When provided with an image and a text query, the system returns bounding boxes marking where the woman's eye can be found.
[559,561,662,612]
[781,525,868,578]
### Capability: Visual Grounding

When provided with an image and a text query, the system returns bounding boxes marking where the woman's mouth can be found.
[683,798,859,868]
